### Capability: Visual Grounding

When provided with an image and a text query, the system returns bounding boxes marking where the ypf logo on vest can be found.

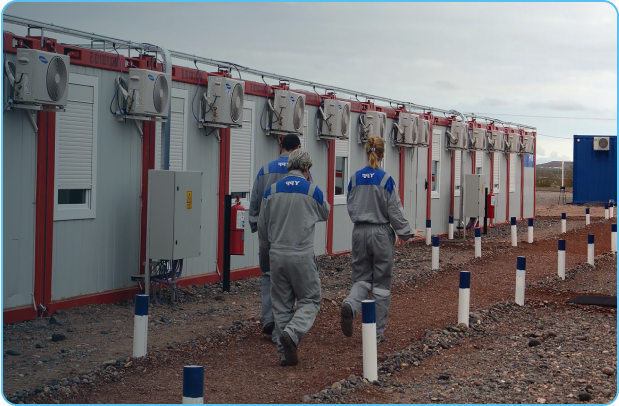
[285,181,301,186]
[361,173,375,179]
[278,162,286,167]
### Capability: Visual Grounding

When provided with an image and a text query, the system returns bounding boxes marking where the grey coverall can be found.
[344,165,413,340]
[258,171,331,360]
[249,152,291,342]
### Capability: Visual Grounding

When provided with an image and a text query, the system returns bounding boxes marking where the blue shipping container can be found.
[572,135,617,204]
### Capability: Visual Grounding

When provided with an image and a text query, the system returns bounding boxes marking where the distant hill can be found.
[536,161,573,169]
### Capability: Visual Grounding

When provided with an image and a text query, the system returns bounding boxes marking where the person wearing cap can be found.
[249,134,301,343]
[258,149,331,366]
[341,136,415,344]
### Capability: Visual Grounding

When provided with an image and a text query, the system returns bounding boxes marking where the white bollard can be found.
[182,365,204,404]
[612,224,617,254]
[561,213,567,234]
[432,236,440,270]
[587,234,594,266]
[426,219,432,246]
[458,271,471,327]
[611,203,614,219]
[511,217,517,247]
[448,216,454,240]
[515,256,526,306]
[133,294,149,358]
[605,204,609,220]
[585,208,590,226]
[558,239,566,280]
[474,227,481,258]
[527,218,534,243]
[361,300,378,382]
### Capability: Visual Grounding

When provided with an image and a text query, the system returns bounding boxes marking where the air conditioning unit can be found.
[394,112,414,145]
[362,110,387,140]
[489,130,505,152]
[521,135,534,154]
[320,99,351,139]
[470,128,487,150]
[411,116,430,146]
[13,49,69,106]
[447,121,468,149]
[202,75,244,127]
[127,68,171,118]
[506,133,520,152]
[271,89,305,134]
[594,137,610,151]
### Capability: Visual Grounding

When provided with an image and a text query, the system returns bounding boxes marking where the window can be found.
[334,136,349,203]
[431,129,441,198]
[509,153,516,193]
[155,89,188,171]
[454,150,461,196]
[54,73,98,220]
[493,152,500,193]
[230,101,255,201]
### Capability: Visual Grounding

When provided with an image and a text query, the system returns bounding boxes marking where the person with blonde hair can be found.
[341,136,414,343]
[258,149,330,366]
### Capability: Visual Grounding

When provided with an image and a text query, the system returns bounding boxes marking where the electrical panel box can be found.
[271,89,305,134]
[413,116,430,146]
[148,170,203,260]
[447,121,468,149]
[489,130,505,152]
[13,49,69,106]
[321,99,351,139]
[471,128,487,150]
[464,174,487,218]
[202,75,244,127]
[127,68,171,118]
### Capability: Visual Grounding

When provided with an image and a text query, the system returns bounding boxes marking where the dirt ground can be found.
[2,190,617,404]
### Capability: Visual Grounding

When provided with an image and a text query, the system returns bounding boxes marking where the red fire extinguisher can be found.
[230,196,245,255]
[487,192,496,219]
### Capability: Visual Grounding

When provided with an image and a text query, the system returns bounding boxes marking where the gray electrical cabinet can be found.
[464,174,486,218]
[148,170,203,260]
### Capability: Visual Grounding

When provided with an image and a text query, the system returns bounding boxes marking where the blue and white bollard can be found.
[611,202,614,219]
[361,300,378,382]
[558,239,566,280]
[458,271,471,327]
[448,216,454,240]
[515,257,526,306]
[612,224,617,254]
[432,236,440,270]
[474,227,481,258]
[182,365,204,404]
[527,219,534,243]
[426,219,432,246]
[587,234,594,266]
[561,213,567,234]
[605,204,609,220]
[585,207,590,226]
[133,294,149,358]
[511,217,517,247]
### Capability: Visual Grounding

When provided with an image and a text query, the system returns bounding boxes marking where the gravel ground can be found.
[2,191,616,404]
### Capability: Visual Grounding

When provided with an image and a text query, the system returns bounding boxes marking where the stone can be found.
[578,392,592,401]
[601,367,615,376]
[214,296,225,301]
[35,343,45,349]
[528,339,541,347]
[100,330,108,335]
[536,323,544,329]
[331,382,342,391]
[438,373,451,380]
[301,395,312,403]
[7,349,22,356]
[161,316,170,323]
[66,327,74,333]
[536,398,546,403]
[124,361,133,368]
[72,376,80,383]
[102,359,117,366]
[51,334,66,342]
[49,316,63,325]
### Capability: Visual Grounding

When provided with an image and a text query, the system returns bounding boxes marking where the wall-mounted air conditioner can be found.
[127,68,171,118]
[447,121,467,149]
[202,75,244,128]
[270,89,305,135]
[359,110,387,142]
[594,137,610,151]
[489,130,505,152]
[320,99,351,139]
[470,128,487,150]
[521,135,534,154]
[506,133,520,152]
[12,49,69,106]
[413,116,430,146]
[393,112,414,146]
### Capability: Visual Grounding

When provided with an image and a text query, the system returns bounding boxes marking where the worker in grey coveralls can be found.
[341,136,414,343]
[258,149,330,366]
[249,134,301,342]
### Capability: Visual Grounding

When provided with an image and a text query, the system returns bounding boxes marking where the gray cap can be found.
[287,149,313,172]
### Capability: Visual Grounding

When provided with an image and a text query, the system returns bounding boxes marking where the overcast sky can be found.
[3,2,617,163]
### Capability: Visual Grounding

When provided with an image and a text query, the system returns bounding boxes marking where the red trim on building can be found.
[3,306,39,325]
[506,152,510,222]
[326,140,335,254]
[520,152,525,219]
[426,115,433,222]
[44,111,56,305]
[533,133,537,217]
[398,147,405,204]
[471,151,476,173]
[47,286,142,314]
[490,152,495,226]
[217,128,231,276]
[450,150,455,217]
[139,121,155,275]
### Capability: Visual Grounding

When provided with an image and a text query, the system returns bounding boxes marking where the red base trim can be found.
[3,306,39,325]
[326,140,335,254]
[47,286,142,315]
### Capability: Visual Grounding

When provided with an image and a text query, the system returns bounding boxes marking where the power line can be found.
[537,133,573,140]
[474,112,617,121]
